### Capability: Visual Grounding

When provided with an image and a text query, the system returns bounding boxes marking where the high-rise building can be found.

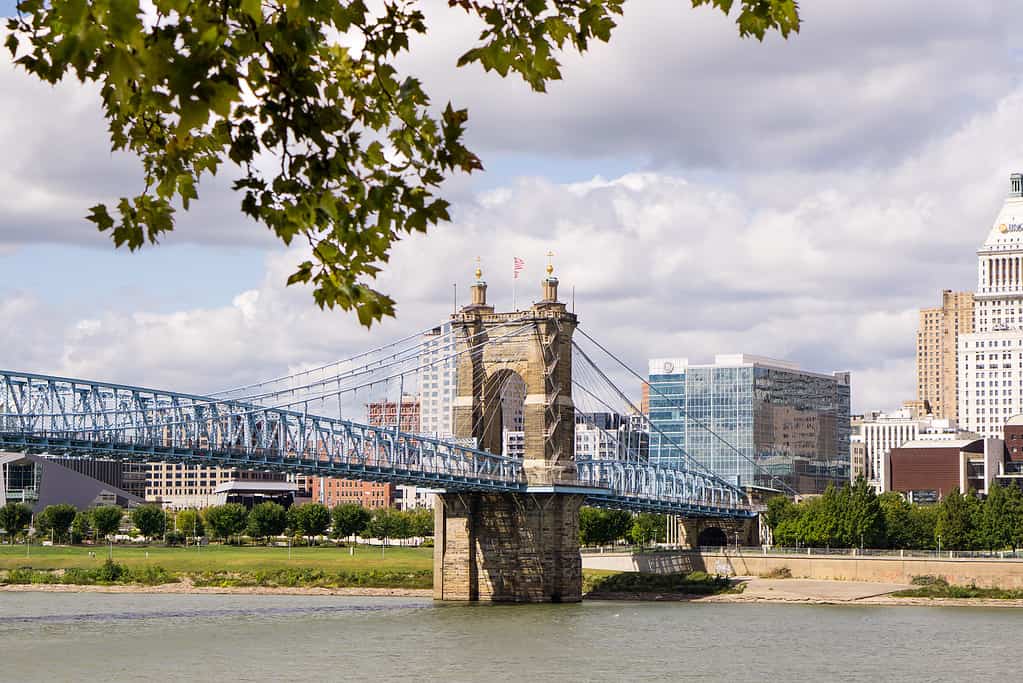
[917,290,973,421]
[647,354,850,494]
[419,323,456,438]
[849,415,867,482]
[959,173,1023,438]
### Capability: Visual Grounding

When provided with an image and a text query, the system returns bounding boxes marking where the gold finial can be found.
[474,256,482,281]
[545,250,554,276]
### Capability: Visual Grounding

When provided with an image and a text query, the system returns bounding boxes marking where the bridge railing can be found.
[576,458,753,516]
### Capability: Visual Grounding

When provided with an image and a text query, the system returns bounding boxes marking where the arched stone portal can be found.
[480,369,526,456]
[697,526,728,547]
[435,268,583,602]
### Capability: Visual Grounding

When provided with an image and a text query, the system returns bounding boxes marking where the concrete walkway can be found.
[711,577,913,603]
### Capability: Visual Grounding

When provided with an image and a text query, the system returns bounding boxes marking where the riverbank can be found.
[0,576,432,597]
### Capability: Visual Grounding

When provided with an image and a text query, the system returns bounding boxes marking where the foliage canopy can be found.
[7,0,798,324]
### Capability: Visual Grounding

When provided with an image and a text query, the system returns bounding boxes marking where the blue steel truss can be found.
[0,370,752,518]
[0,370,523,492]
[576,459,751,518]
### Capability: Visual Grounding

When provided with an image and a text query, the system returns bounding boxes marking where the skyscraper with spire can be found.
[958,173,1023,437]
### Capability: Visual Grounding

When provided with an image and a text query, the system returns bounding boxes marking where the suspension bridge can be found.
[0,267,758,602]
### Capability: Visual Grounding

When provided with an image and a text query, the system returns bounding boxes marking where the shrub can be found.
[760,566,792,579]
[910,575,948,587]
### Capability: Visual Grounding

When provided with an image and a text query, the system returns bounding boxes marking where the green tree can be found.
[579,508,634,546]
[204,503,249,542]
[5,1,798,324]
[35,503,78,543]
[764,495,798,532]
[365,508,404,547]
[629,513,664,547]
[907,504,939,550]
[331,503,372,544]
[91,505,124,540]
[70,511,92,544]
[407,508,434,538]
[175,509,205,539]
[794,487,844,548]
[288,502,331,541]
[978,481,1023,550]
[0,502,33,540]
[936,489,979,551]
[843,479,885,548]
[131,504,167,540]
[247,502,288,543]
[579,507,604,546]
[878,492,913,549]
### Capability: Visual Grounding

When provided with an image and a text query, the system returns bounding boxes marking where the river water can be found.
[0,593,1017,681]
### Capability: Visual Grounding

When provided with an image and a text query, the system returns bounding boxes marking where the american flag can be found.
[513,257,525,279]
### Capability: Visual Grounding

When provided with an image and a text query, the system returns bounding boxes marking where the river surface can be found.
[0,593,1018,681]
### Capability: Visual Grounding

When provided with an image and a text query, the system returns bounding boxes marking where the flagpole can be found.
[512,272,517,310]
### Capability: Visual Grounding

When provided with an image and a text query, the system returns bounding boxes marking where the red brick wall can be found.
[889,446,962,498]
[1005,426,1023,462]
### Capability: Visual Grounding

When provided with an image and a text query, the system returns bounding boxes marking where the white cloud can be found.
[1,0,1021,420]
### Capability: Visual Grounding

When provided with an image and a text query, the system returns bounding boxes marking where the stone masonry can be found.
[434,269,584,602]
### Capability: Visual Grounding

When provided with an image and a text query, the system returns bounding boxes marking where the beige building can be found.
[917,290,974,421]
[145,463,285,509]
[849,415,867,482]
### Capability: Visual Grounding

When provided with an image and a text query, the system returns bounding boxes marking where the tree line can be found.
[767,479,1023,552]
[579,508,667,547]
[0,501,434,546]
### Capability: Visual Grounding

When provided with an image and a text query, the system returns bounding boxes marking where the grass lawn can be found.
[0,544,433,573]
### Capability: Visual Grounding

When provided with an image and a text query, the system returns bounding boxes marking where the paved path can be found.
[715,577,913,603]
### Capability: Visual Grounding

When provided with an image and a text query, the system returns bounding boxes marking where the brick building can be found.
[309,398,421,509]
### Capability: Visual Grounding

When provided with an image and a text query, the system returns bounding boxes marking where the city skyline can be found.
[2,2,1022,414]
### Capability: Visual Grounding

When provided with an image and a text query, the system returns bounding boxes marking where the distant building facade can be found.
[1,452,144,511]
[959,173,1023,438]
[575,412,649,461]
[861,408,978,492]
[647,354,851,494]
[419,323,456,438]
[917,290,973,422]
[145,463,285,509]
[849,415,867,482]
[311,397,422,510]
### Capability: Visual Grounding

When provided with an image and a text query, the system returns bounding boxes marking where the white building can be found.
[419,323,457,438]
[959,173,1023,438]
[861,408,976,492]
[575,412,649,461]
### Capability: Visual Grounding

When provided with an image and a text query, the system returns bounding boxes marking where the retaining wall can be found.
[581,550,1023,588]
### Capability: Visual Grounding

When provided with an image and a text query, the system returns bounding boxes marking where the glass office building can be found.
[648,354,850,494]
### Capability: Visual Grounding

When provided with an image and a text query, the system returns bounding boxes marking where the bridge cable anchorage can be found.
[573,326,797,498]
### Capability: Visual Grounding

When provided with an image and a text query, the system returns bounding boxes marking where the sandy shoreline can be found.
[4,579,1023,607]
[0,578,432,598]
[585,591,1023,608]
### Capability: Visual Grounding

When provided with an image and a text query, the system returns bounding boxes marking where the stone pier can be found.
[433,492,584,602]
[434,262,583,602]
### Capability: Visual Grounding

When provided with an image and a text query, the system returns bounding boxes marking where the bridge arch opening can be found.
[480,369,526,456]
[697,526,728,548]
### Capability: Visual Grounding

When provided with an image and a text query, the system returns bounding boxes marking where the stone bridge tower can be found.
[434,262,585,602]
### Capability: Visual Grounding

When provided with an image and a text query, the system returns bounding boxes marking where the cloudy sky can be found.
[1,1,1021,412]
